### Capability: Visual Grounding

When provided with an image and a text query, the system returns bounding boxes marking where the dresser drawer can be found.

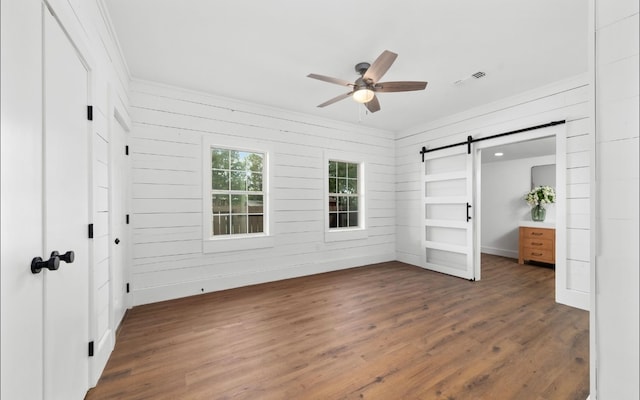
[522,247,554,263]
[522,237,553,250]
[520,227,554,240]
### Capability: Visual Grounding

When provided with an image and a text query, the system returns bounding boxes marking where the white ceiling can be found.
[104,0,588,133]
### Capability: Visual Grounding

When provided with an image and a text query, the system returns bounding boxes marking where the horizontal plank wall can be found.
[395,75,592,309]
[128,81,396,305]
[594,1,639,398]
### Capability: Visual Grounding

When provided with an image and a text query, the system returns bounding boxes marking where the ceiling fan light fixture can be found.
[352,88,375,103]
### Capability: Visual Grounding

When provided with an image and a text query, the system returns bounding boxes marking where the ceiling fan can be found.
[307,50,428,113]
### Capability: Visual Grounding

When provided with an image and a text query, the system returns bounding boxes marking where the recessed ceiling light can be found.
[494,152,504,157]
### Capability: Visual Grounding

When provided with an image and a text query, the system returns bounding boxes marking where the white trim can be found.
[481,247,519,259]
[587,1,597,398]
[472,122,588,309]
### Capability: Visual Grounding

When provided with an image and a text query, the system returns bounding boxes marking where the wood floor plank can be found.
[86,254,589,399]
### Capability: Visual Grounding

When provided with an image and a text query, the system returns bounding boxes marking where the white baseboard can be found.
[481,246,518,259]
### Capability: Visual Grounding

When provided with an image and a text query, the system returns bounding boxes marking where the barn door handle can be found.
[51,250,75,264]
[466,203,472,222]
[31,255,60,274]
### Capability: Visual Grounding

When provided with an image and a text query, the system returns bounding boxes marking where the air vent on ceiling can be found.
[454,71,487,85]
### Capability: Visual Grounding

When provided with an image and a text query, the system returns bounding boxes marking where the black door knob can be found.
[31,255,60,274]
[114,238,120,245]
[52,250,75,263]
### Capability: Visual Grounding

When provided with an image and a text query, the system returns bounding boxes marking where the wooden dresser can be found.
[518,223,555,265]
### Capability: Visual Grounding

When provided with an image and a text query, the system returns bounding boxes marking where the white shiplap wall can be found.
[594,1,639,398]
[128,81,396,305]
[395,75,592,310]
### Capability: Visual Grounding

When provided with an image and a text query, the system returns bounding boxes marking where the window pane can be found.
[230,150,246,171]
[212,170,229,190]
[346,179,357,194]
[230,171,247,190]
[247,153,263,172]
[347,163,358,179]
[248,215,263,233]
[231,215,248,234]
[329,213,337,228]
[211,148,229,169]
[329,196,337,212]
[213,215,230,236]
[248,195,263,214]
[338,212,348,227]
[338,196,348,211]
[348,212,358,227]
[348,196,358,211]
[247,172,262,191]
[337,162,347,177]
[337,178,347,193]
[329,161,337,177]
[231,194,248,213]
[212,194,230,214]
[329,178,337,194]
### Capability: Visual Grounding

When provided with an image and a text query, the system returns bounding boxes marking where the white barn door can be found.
[421,146,475,280]
[43,8,90,398]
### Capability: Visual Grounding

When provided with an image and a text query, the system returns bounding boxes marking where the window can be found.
[328,160,360,229]
[210,147,265,236]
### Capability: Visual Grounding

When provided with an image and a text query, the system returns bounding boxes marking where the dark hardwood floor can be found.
[86,254,589,399]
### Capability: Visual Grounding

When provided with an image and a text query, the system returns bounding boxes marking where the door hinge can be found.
[125,145,129,155]
[88,341,94,357]
[88,223,94,239]
[87,105,93,121]
[126,214,130,224]
[126,283,130,293]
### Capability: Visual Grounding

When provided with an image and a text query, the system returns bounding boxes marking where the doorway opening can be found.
[479,136,556,261]
[472,125,566,306]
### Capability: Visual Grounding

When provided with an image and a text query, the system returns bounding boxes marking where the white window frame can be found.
[324,151,368,242]
[202,137,274,253]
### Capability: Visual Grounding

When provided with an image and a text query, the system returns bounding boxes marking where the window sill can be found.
[324,228,368,243]
[203,234,275,254]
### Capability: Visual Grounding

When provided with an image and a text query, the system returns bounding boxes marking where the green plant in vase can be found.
[525,185,555,222]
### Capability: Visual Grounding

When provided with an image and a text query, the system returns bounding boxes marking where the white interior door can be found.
[89,113,113,384]
[421,145,475,280]
[43,8,90,398]
[110,111,129,328]
[0,1,45,398]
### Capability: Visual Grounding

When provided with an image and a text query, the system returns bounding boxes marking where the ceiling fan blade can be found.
[307,73,353,87]
[365,95,381,113]
[362,50,397,83]
[317,91,353,108]
[374,81,428,92]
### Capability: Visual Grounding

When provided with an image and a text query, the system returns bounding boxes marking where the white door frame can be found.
[473,123,569,305]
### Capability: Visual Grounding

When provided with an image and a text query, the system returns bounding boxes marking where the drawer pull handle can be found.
[531,252,543,256]
[531,232,543,236]
[531,242,543,246]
